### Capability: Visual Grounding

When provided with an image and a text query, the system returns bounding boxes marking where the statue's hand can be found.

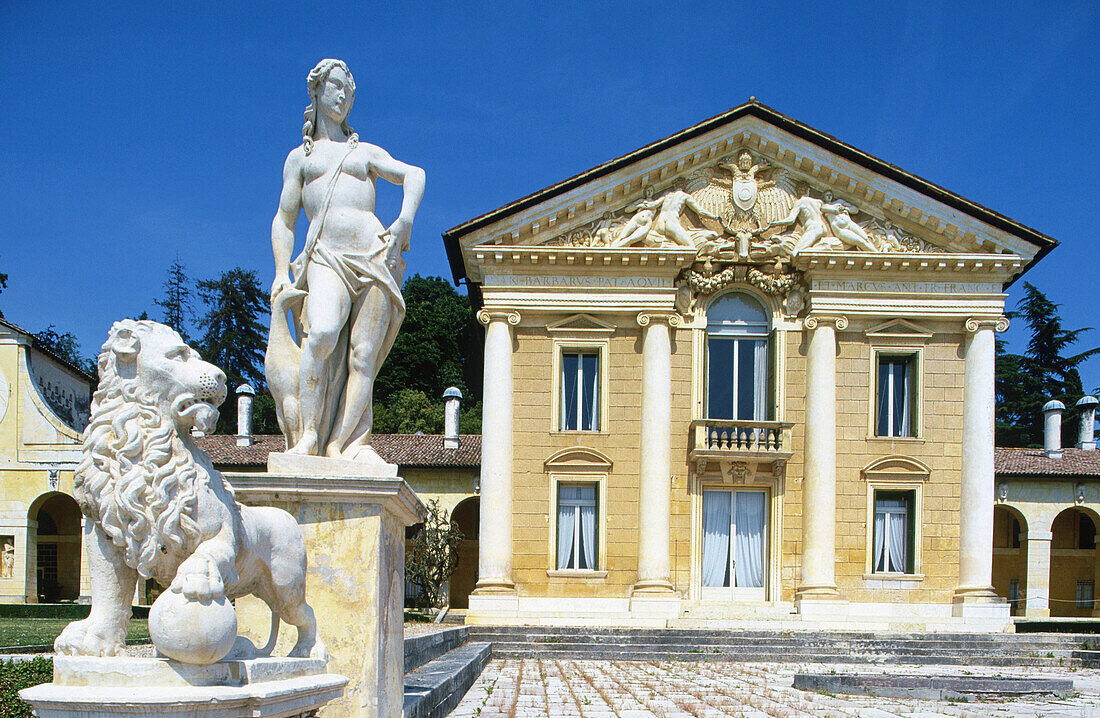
[270,275,291,304]
[387,217,413,252]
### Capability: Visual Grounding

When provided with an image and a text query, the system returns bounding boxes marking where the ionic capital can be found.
[965,315,1010,333]
[476,309,521,327]
[636,311,683,328]
[804,314,848,331]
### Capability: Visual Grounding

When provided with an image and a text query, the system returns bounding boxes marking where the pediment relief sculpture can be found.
[540,149,942,261]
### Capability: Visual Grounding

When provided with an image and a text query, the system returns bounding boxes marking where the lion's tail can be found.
[261,608,280,657]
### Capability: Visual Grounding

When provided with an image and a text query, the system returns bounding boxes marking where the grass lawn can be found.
[0,618,149,648]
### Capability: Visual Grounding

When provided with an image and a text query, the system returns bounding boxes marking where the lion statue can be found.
[54,319,325,661]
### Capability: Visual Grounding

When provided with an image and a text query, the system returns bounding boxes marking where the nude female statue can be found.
[268,59,425,461]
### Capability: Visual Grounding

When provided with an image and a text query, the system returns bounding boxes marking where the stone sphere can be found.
[149,589,237,664]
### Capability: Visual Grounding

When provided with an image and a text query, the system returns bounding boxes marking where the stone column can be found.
[473,309,520,595]
[1024,530,1053,617]
[796,315,845,605]
[632,312,680,596]
[954,317,1008,608]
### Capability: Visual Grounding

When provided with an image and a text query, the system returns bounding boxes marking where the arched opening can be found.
[991,506,1027,616]
[705,293,772,421]
[29,493,82,603]
[1049,507,1098,617]
[449,497,479,610]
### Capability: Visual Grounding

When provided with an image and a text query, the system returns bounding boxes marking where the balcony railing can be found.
[689,419,794,463]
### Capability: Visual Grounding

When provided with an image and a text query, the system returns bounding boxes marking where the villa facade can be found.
[443,101,1056,630]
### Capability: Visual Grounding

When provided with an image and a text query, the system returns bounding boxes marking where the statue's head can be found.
[302,59,358,155]
[738,149,753,171]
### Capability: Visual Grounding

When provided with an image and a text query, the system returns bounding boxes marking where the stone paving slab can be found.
[449,658,1100,717]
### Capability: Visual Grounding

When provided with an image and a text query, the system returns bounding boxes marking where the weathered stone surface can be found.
[792,672,1075,700]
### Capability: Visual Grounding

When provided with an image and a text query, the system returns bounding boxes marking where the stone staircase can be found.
[403,627,490,718]
[468,626,1099,667]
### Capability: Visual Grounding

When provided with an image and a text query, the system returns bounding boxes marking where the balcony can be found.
[688,420,794,470]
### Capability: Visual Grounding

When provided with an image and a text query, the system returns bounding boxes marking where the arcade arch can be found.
[1049,507,1098,618]
[27,493,82,603]
[991,505,1027,616]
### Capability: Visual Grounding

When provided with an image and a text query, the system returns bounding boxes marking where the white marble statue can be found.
[614,189,719,248]
[267,59,426,462]
[820,191,878,252]
[55,320,325,663]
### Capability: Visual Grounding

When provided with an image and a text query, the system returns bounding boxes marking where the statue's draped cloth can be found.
[282,154,406,456]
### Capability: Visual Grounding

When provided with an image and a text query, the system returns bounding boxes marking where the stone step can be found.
[1072,649,1100,668]
[404,627,469,673]
[403,642,491,718]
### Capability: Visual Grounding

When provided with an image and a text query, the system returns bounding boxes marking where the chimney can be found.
[1077,395,1099,450]
[443,387,462,449]
[236,383,256,447]
[1043,399,1065,459]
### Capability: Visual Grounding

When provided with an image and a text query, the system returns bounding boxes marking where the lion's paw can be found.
[54,618,126,657]
[171,553,225,601]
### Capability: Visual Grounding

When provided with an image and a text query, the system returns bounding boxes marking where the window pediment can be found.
[544,446,613,472]
[865,318,934,343]
[547,314,616,335]
[862,455,931,481]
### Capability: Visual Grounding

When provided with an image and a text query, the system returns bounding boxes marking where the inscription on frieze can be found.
[813,279,999,294]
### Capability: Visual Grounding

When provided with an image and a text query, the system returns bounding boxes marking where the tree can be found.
[405,500,464,610]
[996,282,1100,447]
[34,326,93,376]
[372,389,444,434]
[0,269,7,319]
[196,268,268,433]
[154,260,195,341]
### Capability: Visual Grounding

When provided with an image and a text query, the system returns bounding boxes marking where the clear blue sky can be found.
[2,2,1098,388]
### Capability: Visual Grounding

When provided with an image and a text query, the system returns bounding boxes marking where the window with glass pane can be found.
[557,484,597,570]
[706,294,770,421]
[561,352,599,431]
[1077,580,1095,609]
[872,491,915,573]
[701,490,766,589]
[876,355,915,437]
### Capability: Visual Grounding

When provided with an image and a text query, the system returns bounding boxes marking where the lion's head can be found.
[74,320,227,581]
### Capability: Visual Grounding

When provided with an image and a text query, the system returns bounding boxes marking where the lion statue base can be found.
[54,319,326,664]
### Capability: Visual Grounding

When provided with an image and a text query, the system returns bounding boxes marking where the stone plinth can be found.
[230,464,426,718]
[20,655,346,717]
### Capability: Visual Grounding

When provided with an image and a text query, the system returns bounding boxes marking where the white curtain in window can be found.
[562,354,578,430]
[581,354,598,431]
[702,491,731,587]
[888,510,907,572]
[895,363,911,436]
[876,363,891,436]
[580,501,596,570]
[734,492,765,588]
[753,339,767,421]
[557,491,576,570]
[873,510,887,572]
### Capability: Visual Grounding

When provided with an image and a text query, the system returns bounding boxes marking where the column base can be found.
[794,583,841,602]
[631,579,676,596]
[794,596,849,619]
[472,579,516,595]
[952,584,1000,604]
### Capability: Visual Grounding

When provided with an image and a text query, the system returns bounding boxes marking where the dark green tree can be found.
[34,326,93,375]
[372,389,444,434]
[996,283,1100,447]
[197,268,268,433]
[155,260,195,341]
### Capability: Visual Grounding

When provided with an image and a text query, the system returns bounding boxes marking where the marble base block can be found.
[267,451,398,478]
[229,469,425,718]
[20,655,346,718]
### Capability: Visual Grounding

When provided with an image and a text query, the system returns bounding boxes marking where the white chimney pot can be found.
[236,383,256,447]
[1043,399,1065,459]
[443,387,462,449]
[1077,395,1098,451]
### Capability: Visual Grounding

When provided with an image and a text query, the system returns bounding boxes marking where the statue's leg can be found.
[54,522,137,657]
[327,284,391,457]
[289,263,351,455]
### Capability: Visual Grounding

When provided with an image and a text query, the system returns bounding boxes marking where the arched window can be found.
[706,293,771,421]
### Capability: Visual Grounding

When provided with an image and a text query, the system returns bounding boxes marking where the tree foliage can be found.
[154,260,195,341]
[0,269,7,319]
[405,500,464,610]
[996,282,1100,447]
[33,326,93,376]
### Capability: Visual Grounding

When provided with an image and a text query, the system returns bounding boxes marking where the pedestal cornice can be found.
[226,473,426,526]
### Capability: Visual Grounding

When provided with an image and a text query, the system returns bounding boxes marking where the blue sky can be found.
[1,2,1098,388]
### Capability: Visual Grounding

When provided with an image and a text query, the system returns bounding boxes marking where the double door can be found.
[701,489,768,600]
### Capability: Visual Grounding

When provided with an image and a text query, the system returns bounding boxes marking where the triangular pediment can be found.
[444,101,1052,287]
[546,314,616,335]
[864,318,935,341]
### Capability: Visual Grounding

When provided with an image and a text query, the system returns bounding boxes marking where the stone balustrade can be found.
[690,419,794,459]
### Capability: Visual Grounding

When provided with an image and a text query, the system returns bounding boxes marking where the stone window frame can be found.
[545,472,608,579]
[861,456,930,582]
[549,338,611,436]
[867,346,925,441]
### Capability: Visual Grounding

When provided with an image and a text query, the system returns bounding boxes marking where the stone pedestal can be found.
[20,655,346,717]
[230,462,426,718]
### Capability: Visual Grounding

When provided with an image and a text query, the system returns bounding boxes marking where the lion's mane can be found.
[74,320,204,580]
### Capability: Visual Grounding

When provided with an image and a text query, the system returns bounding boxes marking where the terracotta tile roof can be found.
[197,434,481,468]
[995,447,1100,477]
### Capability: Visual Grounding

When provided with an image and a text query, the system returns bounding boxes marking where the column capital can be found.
[804,314,848,331]
[965,315,1010,333]
[636,311,683,328]
[476,309,521,326]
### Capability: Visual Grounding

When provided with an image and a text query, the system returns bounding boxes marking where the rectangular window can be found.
[1009,579,1020,615]
[561,352,599,431]
[872,490,915,573]
[707,337,768,421]
[557,484,597,570]
[1077,581,1095,610]
[876,355,915,437]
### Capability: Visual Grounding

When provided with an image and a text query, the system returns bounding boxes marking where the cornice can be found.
[228,473,427,526]
[792,251,1022,278]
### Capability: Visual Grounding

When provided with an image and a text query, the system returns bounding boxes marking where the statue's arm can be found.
[685,194,718,219]
[369,146,426,250]
[271,150,304,295]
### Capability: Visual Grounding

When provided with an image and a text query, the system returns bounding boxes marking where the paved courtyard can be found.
[449,659,1100,717]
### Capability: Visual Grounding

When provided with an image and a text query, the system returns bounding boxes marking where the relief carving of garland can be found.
[539,148,943,316]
